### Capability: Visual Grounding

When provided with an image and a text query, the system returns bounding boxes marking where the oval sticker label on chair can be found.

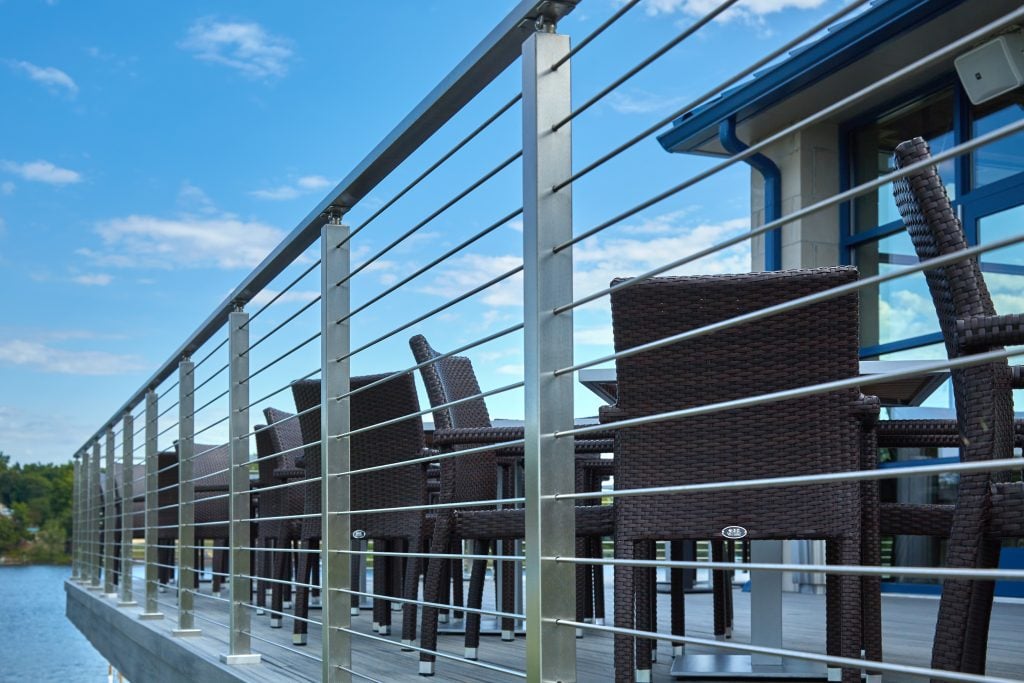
[352,530,366,539]
[721,526,747,540]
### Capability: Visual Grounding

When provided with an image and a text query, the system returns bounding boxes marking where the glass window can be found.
[856,230,941,349]
[971,89,1024,189]
[850,88,956,233]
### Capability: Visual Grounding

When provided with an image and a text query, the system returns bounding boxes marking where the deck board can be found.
[68,569,1024,682]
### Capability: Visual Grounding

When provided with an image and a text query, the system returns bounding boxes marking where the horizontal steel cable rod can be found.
[338,150,523,288]
[559,228,1024,375]
[334,667,383,683]
[551,0,642,71]
[192,591,231,605]
[232,511,321,524]
[245,295,321,356]
[553,0,742,131]
[188,362,229,397]
[243,474,321,496]
[547,556,1024,581]
[335,586,522,621]
[245,331,321,384]
[340,380,525,440]
[557,620,1023,683]
[156,401,179,419]
[341,207,523,326]
[157,380,179,401]
[554,456,1024,503]
[156,462,178,476]
[333,548,521,564]
[194,414,230,439]
[189,491,229,503]
[241,629,325,664]
[559,348,1024,442]
[333,496,525,517]
[154,598,178,612]
[191,611,232,631]
[333,265,524,364]
[156,422,180,440]
[556,115,1024,316]
[245,437,320,467]
[334,626,527,679]
[552,0,871,190]
[242,367,322,415]
[244,601,323,627]
[335,435,526,479]
[235,573,319,591]
[233,545,320,554]
[191,336,229,370]
[555,6,1024,245]
[344,93,523,246]
[332,321,524,404]
[193,388,229,416]
[244,258,322,327]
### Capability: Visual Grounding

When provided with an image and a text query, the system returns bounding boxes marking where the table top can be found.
[579,360,949,407]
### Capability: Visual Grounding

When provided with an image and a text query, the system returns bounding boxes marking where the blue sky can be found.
[0,0,855,465]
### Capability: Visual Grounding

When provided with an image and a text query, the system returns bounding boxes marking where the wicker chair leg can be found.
[712,541,728,639]
[578,536,591,627]
[725,540,735,635]
[419,512,454,675]
[837,536,862,683]
[498,537,516,639]
[270,535,290,627]
[402,546,422,648]
[961,537,1001,674]
[463,540,488,658]
[635,540,655,675]
[592,536,606,625]
[670,540,686,657]
[614,538,637,683]
[451,538,465,621]
[293,538,316,645]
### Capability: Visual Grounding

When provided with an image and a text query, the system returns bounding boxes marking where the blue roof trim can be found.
[657,0,966,154]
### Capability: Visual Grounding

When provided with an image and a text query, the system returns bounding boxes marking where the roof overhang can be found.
[658,0,1017,156]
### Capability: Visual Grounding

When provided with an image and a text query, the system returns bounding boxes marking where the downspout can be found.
[718,116,782,271]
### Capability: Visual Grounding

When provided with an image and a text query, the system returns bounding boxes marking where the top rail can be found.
[73,0,581,454]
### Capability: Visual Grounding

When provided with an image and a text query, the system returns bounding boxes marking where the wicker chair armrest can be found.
[598,404,626,424]
[194,483,228,494]
[272,466,305,480]
[956,313,1024,352]
[876,419,961,448]
[432,425,614,448]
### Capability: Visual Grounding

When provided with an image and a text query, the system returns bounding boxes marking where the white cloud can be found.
[606,90,685,115]
[10,60,78,96]
[1,181,14,195]
[72,273,112,286]
[178,181,217,214]
[644,0,827,25]
[0,406,95,465]
[249,288,320,306]
[250,174,334,201]
[1,159,82,185]
[0,339,145,375]
[180,19,293,79]
[81,214,283,269]
[877,288,937,341]
[419,212,752,316]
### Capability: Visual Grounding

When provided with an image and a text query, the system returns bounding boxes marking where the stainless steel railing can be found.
[67,1,1024,681]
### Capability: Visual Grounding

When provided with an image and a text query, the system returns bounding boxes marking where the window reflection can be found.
[971,90,1024,189]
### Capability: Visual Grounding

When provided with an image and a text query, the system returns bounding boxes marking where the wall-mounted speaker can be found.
[954,30,1024,105]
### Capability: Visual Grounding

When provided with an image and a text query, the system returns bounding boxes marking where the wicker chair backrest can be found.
[610,268,863,539]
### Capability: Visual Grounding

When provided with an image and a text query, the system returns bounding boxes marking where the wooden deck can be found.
[66,569,1024,682]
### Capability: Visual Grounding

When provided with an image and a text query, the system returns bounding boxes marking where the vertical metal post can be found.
[222,307,260,665]
[71,453,82,581]
[119,413,138,607]
[522,23,576,682]
[140,390,164,620]
[175,359,200,636]
[322,211,352,682]
[104,428,117,596]
[90,440,102,589]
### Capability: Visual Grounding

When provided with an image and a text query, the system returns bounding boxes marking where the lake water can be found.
[0,565,110,681]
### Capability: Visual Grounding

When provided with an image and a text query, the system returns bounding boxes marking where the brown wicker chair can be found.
[606,268,875,683]
[254,408,307,627]
[889,136,1023,678]
[409,334,615,674]
[289,372,430,648]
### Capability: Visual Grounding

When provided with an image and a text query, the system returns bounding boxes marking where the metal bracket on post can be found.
[88,440,103,590]
[174,358,200,636]
[139,390,164,620]
[522,25,577,683]
[119,413,138,607]
[321,208,352,682]
[104,428,117,597]
[221,305,261,666]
